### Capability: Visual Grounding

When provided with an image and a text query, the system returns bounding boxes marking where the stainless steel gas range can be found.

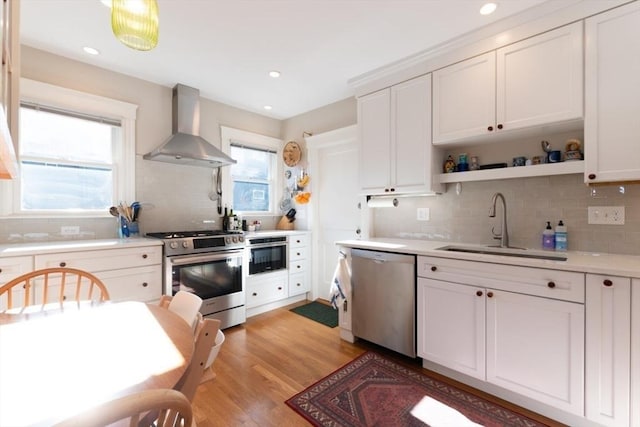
[146,230,246,329]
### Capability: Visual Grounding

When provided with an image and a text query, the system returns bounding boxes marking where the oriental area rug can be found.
[286,352,551,427]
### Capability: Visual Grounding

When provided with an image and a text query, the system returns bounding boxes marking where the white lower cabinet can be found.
[417,256,584,416]
[0,256,33,311]
[288,232,310,297]
[632,278,640,427]
[586,274,632,427]
[246,271,288,308]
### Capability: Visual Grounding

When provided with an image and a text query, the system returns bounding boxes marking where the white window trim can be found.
[0,78,138,218]
[220,126,282,216]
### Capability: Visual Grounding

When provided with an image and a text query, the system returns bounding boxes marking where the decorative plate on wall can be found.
[283,141,302,167]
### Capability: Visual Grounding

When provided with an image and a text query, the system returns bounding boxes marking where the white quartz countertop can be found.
[336,238,640,278]
[243,230,310,238]
[0,238,163,258]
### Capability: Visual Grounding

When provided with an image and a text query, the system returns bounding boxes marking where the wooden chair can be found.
[0,267,110,313]
[53,388,193,427]
[175,317,221,401]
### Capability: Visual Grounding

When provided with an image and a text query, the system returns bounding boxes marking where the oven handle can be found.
[169,250,244,266]
[247,242,288,250]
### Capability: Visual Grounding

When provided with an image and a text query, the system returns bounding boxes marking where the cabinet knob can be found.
[384,188,390,192]
[252,292,257,296]
[497,124,503,130]
[297,265,301,269]
[588,173,596,180]
[547,281,556,289]
[390,188,395,192]
[296,252,301,256]
[0,268,2,273]
[142,254,148,259]
[296,240,301,243]
[278,286,282,290]
[476,290,483,297]
[487,126,494,131]
[142,282,148,287]
[487,292,494,298]
[603,279,613,287]
[430,266,437,272]
[59,262,67,267]
[296,283,301,287]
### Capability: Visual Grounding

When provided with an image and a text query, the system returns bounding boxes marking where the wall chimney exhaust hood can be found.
[143,84,236,168]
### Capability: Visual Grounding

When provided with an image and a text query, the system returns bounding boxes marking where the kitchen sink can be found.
[436,245,567,261]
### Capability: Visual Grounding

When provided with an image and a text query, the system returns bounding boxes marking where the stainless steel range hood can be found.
[143,84,236,168]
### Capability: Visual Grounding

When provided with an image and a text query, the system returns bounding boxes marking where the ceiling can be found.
[20,0,548,120]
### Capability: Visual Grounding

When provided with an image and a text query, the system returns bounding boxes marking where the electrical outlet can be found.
[60,226,80,235]
[588,206,625,225]
[417,208,430,221]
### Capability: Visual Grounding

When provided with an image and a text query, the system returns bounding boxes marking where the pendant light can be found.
[111,0,159,51]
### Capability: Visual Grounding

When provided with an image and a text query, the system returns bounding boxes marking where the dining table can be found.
[0,301,194,427]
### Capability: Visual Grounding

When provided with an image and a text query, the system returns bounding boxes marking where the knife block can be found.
[276,215,294,230]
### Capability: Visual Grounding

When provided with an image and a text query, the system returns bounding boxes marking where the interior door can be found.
[306,126,361,301]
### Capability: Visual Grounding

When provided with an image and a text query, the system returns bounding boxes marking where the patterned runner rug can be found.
[286,351,552,427]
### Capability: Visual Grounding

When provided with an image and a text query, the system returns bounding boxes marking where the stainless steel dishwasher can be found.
[351,249,416,357]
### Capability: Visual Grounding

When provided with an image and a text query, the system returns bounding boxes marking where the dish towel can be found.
[329,254,351,309]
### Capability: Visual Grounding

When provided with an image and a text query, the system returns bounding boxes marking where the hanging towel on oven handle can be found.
[329,252,351,310]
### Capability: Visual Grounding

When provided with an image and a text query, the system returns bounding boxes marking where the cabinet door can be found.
[417,278,485,380]
[486,289,584,415]
[432,51,495,144]
[358,88,391,193]
[496,22,583,132]
[585,2,640,183]
[586,274,631,427]
[631,278,640,427]
[0,256,33,311]
[391,74,434,193]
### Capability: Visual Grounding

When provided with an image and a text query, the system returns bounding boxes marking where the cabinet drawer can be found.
[34,245,162,272]
[418,256,584,303]
[289,258,309,275]
[289,271,310,297]
[289,234,309,247]
[246,272,288,308]
[98,266,162,303]
[289,245,308,261]
[0,256,33,284]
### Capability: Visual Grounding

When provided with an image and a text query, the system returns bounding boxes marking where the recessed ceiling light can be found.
[480,2,497,15]
[269,71,281,78]
[83,46,100,55]
[263,105,273,111]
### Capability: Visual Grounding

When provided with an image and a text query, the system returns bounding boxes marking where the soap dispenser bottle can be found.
[555,220,567,251]
[542,221,555,250]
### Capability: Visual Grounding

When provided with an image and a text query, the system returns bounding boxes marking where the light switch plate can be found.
[588,206,625,225]
[417,208,430,221]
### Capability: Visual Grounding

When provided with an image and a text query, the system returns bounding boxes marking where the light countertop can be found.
[336,238,640,278]
[0,238,163,258]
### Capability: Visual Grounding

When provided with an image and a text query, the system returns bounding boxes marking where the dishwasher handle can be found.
[351,248,415,265]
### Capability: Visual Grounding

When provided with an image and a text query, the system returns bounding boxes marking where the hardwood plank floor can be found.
[191,300,565,426]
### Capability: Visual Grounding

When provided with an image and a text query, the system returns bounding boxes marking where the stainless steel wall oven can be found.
[146,230,246,329]
[246,236,287,275]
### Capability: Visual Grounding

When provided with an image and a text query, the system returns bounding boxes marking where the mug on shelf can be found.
[547,150,563,163]
[512,156,527,167]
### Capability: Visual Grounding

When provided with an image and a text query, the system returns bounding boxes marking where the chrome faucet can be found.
[489,192,509,248]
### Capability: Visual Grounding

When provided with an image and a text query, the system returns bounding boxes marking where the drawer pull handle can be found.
[142,282,148,287]
[278,287,282,290]
[487,125,494,131]
[497,124,503,130]
[547,281,556,289]
[296,240,301,243]
[297,283,301,287]
[297,252,301,256]
[603,279,613,287]
[588,173,596,180]
[142,254,148,259]
[476,290,483,297]
[252,292,257,296]
[59,262,67,267]
[487,292,494,298]
[0,268,2,273]
[297,265,301,269]
[430,266,437,272]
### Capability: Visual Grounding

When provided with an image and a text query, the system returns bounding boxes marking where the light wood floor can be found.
[191,300,565,427]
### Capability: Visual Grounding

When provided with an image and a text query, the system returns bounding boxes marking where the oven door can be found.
[168,250,243,301]
[248,243,287,275]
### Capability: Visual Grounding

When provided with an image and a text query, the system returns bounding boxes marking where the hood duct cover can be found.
[143,84,236,168]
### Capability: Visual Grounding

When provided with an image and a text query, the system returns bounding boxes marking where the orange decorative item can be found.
[295,192,311,204]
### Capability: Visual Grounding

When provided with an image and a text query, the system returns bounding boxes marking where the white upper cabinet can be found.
[359,74,442,195]
[432,51,496,144]
[584,1,640,184]
[433,22,584,145]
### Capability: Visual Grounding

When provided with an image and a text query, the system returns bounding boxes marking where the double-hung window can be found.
[0,78,137,217]
[221,126,282,216]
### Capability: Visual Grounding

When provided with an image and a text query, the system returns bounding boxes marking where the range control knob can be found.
[182,241,189,248]
[238,236,244,242]
[170,242,178,249]
[225,237,231,244]
[232,236,238,243]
